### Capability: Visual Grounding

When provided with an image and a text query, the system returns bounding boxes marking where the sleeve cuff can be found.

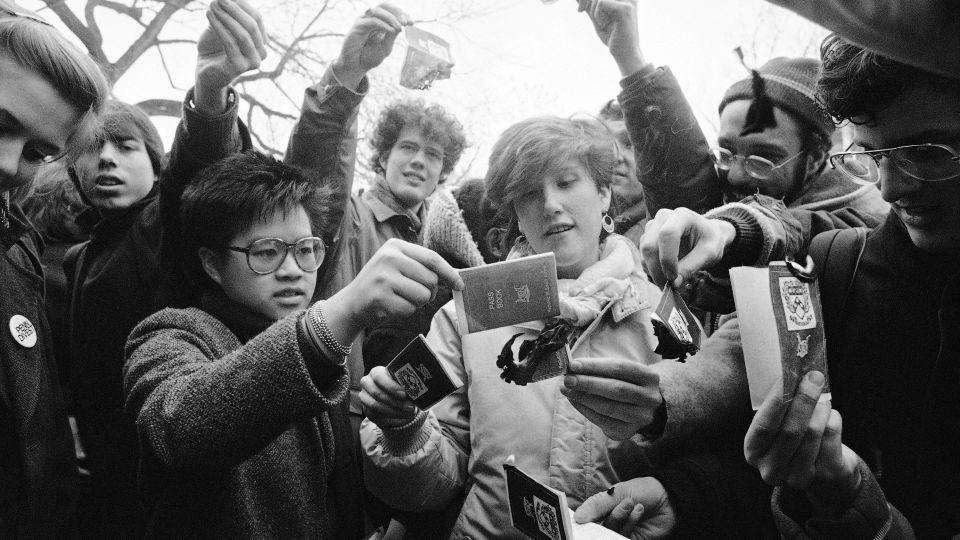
[296,312,348,395]
[771,458,894,539]
[706,203,769,267]
[182,86,248,162]
[379,410,432,457]
[317,65,370,99]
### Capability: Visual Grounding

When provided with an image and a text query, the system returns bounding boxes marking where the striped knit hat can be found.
[719,57,834,138]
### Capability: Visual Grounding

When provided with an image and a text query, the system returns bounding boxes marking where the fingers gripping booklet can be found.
[503,459,627,540]
[730,261,831,409]
[453,253,561,336]
[386,334,463,410]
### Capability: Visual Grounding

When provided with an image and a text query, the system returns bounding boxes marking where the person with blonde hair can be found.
[0,1,107,535]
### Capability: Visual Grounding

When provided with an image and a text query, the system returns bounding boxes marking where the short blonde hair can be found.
[0,11,109,164]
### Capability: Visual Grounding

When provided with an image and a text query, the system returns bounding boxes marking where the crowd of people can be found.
[0,0,956,538]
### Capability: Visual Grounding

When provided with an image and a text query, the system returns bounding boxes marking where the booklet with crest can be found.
[454,253,560,336]
[503,460,627,540]
[730,261,831,409]
[386,334,463,410]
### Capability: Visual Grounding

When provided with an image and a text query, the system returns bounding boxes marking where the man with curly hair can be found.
[285,3,467,434]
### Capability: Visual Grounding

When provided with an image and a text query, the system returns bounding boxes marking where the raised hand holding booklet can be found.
[386,334,463,410]
[454,253,560,336]
[729,260,831,409]
[504,459,627,540]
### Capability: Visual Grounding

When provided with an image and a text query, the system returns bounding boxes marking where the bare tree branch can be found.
[110,0,190,82]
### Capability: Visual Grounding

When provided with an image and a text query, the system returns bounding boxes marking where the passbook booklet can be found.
[453,252,560,336]
[386,334,463,410]
[504,458,627,540]
[730,261,831,409]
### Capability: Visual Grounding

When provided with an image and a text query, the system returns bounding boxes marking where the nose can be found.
[878,160,922,203]
[724,158,757,191]
[99,141,119,168]
[409,148,426,169]
[273,247,303,280]
[541,183,563,215]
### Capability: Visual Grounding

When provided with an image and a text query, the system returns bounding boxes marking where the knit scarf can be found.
[200,289,276,343]
[372,174,423,232]
[508,233,647,327]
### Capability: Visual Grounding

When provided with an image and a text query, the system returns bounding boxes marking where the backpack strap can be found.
[809,227,868,342]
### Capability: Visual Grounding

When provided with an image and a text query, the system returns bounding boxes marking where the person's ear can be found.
[804,149,825,178]
[198,247,224,286]
[485,227,507,261]
[378,153,389,173]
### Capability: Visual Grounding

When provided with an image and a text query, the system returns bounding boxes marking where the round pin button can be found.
[9,315,37,348]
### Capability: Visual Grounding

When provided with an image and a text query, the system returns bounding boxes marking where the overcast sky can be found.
[31,0,828,184]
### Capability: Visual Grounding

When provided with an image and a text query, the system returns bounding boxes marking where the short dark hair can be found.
[179,151,343,291]
[99,100,165,176]
[817,34,960,124]
[368,99,467,181]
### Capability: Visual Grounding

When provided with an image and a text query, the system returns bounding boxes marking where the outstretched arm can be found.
[157,0,263,308]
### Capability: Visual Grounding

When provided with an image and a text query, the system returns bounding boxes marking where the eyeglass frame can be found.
[225,236,326,275]
[710,147,805,180]
[829,142,960,184]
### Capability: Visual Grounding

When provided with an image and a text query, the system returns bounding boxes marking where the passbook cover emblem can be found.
[386,334,463,410]
[453,253,560,336]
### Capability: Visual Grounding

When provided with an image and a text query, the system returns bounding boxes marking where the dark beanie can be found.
[719,57,834,139]
[101,100,165,176]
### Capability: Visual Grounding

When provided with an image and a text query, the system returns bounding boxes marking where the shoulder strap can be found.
[809,227,868,338]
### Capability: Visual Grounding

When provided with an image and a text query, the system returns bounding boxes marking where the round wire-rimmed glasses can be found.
[225,237,325,275]
[710,147,804,180]
[829,142,960,185]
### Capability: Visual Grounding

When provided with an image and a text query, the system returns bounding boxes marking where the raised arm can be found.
[157,0,263,307]
[284,3,411,192]
[585,0,721,217]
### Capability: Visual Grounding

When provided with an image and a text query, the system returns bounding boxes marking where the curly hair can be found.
[368,99,466,181]
[817,34,960,124]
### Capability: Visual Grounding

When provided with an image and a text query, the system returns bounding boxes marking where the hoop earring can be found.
[601,212,615,234]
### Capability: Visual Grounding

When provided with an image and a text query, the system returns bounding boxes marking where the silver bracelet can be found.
[309,302,352,358]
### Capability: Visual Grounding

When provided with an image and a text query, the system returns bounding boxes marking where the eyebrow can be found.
[716,137,788,157]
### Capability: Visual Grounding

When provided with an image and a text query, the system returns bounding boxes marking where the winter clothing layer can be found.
[0,205,78,537]
[765,0,960,80]
[362,235,667,539]
[285,69,446,415]
[659,210,959,536]
[63,89,250,537]
[122,295,362,538]
[719,56,833,138]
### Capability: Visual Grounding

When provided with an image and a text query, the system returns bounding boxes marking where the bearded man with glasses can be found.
[638,33,960,536]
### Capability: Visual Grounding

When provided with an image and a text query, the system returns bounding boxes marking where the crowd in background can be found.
[1,0,958,538]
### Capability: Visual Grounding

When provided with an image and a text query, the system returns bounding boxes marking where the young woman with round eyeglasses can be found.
[122,151,462,537]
